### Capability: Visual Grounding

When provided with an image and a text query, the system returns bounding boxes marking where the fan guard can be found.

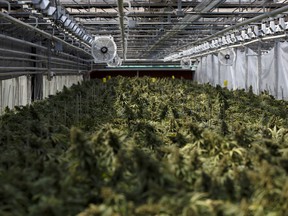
[180,58,192,69]
[91,36,117,63]
[218,48,236,66]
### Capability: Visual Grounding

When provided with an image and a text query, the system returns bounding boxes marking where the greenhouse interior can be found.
[2,0,288,215]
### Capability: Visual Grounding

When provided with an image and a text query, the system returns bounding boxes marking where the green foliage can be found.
[1,77,288,215]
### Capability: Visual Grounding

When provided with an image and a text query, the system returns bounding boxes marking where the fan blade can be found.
[105,39,112,47]
[93,44,102,51]
[106,43,114,50]
[104,53,111,61]
[219,52,225,58]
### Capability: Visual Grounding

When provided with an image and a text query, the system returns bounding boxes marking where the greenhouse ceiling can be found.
[1,0,288,63]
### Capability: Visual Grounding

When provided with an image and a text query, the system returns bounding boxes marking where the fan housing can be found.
[91,36,117,63]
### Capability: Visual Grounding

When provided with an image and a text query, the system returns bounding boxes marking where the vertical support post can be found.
[27,75,31,104]
[177,0,182,15]
[274,40,279,98]
[257,43,262,95]
[200,56,203,83]
[206,55,209,84]
[0,79,2,113]
[12,84,15,108]
[245,47,248,91]
[211,54,214,86]
[177,0,182,11]
[218,57,221,86]
[31,43,43,101]
[15,76,19,106]
[47,40,52,81]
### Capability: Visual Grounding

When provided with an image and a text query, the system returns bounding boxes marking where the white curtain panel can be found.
[0,76,31,113]
[195,42,288,100]
[43,75,83,98]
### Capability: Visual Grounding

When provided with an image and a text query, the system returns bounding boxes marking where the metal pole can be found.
[245,47,248,91]
[257,43,262,95]
[177,0,182,13]
[0,34,45,50]
[15,76,19,106]
[0,79,2,113]
[206,55,209,84]
[0,48,90,66]
[218,57,221,86]
[117,0,127,60]
[200,56,203,83]
[211,54,214,86]
[274,40,279,98]
[26,75,31,104]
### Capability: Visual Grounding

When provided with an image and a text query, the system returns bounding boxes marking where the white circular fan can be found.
[180,58,191,69]
[91,36,117,63]
[218,48,236,66]
[107,55,122,67]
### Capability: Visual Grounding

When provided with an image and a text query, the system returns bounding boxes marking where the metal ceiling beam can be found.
[62,2,288,9]
[83,21,236,25]
[117,0,127,60]
[142,0,225,57]
[63,1,198,8]
[70,11,265,18]
[0,12,92,57]
[58,0,288,61]
[175,4,288,52]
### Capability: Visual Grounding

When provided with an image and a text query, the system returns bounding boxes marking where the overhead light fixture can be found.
[46,6,56,16]
[64,19,72,27]
[236,34,243,42]
[81,32,86,38]
[222,36,228,45]
[32,0,50,10]
[226,35,232,44]
[254,25,259,37]
[260,23,267,35]
[40,0,50,10]
[75,28,81,34]
[267,20,276,34]
[72,25,78,31]
[68,22,75,29]
[279,17,285,30]
[230,33,237,43]
[204,42,209,50]
[247,27,255,38]
[241,30,249,40]
[60,15,68,24]
[32,0,41,4]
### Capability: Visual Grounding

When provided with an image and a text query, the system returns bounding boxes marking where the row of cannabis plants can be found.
[1,77,288,216]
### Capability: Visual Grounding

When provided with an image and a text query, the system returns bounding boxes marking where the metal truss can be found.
[1,0,288,64]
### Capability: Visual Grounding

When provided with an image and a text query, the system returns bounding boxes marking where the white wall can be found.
[195,41,288,100]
